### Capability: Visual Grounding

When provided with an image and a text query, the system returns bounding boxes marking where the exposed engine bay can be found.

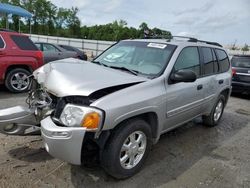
[0,76,140,136]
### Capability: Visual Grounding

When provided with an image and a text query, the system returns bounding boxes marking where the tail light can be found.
[36,51,43,59]
[36,51,44,66]
[232,67,236,76]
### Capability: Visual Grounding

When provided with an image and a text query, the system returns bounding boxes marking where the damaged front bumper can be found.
[0,81,55,136]
[0,106,85,165]
[0,106,40,135]
[0,83,93,165]
[41,116,86,165]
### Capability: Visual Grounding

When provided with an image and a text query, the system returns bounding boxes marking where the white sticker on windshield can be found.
[147,43,167,49]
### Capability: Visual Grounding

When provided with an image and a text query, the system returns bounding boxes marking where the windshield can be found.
[94,41,176,77]
[232,57,250,68]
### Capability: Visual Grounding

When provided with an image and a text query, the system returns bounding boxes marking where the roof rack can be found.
[170,36,223,47]
[143,34,223,48]
[170,36,198,42]
[197,40,223,47]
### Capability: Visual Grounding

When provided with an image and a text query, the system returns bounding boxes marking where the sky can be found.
[51,0,250,45]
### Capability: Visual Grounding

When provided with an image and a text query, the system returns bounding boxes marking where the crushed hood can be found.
[33,58,148,97]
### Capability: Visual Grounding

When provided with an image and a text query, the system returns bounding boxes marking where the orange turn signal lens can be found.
[82,112,100,129]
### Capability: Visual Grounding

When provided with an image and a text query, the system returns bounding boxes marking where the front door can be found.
[164,46,205,131]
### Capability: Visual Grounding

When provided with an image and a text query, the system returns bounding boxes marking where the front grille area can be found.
[54,98,66,119]
[49,95,91,119]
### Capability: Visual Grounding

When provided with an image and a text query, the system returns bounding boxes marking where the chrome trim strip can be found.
[166,94,215,118]
[167,98,204,117]
[236,72,250,76]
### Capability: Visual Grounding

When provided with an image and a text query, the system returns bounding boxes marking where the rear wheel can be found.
[5,68,31,93]
[203,95,225,127]
[101,119,152,179]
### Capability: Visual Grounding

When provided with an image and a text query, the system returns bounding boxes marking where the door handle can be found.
[0,51,6,55]
[219,80,224,84]
[197,84,203,90]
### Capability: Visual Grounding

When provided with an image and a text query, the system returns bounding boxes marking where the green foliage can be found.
[242,44,249,52]
[0,0,172,41]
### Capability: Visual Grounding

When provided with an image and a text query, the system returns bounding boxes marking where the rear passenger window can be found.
[43,44,59,52]
[0,36,4,48]
[215,49,230,72]
[174,47,200,76]
[11,35,38,51]
[202,47,214,75]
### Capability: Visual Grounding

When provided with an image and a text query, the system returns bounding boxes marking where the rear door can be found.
[213,49,231,92]
[42,43,62,63]
[199,47,218,111]
[164,46,206,130]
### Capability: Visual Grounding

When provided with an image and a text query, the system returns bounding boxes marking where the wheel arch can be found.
[220,87,231,105]
[81,112,159,165]
[111,112,159,142]
[5,65,33,79]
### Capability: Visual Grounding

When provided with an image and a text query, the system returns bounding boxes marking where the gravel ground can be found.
[0,86,249,188]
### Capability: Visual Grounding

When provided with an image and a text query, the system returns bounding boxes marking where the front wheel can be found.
[5,68,31,93]
[101,119,152,179]
[203,95,225,127]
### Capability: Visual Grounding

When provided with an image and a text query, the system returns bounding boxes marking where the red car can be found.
[0,30,43,93]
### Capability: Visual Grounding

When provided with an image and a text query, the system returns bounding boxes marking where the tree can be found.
[1,1,172,41]
[67,7,81,37]
[139,22,149,31]
[46,1,57,35]
[242,44,249,55]
[230,40,237,50]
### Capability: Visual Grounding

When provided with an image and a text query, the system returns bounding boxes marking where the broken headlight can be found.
[59,104,104,130]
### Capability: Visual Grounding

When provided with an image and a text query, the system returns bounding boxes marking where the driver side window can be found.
[174,47,200,76]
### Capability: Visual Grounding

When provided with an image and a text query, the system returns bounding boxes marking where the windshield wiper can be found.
[109,66,139,76]
[92,61,138,76]
[91,60,109,67]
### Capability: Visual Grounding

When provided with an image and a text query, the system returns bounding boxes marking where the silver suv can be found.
[0,37,232,179]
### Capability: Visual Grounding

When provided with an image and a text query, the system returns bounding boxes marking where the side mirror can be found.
[170,69,197,83]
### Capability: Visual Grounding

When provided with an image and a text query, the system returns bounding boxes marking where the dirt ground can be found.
[0,86,249,188]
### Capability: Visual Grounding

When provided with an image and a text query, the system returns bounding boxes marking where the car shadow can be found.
[70,112,249,188]
[0,85,27,99]
[231,92,250,100]
[8,141,53,163]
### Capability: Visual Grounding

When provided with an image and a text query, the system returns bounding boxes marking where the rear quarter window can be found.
[215,49,230,72]
[0,36,4,48]
[11,35,38,51]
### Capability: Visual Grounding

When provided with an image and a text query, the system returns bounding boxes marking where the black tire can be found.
[101,119,152,179]
[5,68,31,93]
[203,95,225,127]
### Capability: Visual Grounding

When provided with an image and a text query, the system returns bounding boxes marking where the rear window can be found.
[0,36,4,48]
[232,57,250,68]
[215,49,230,72]
[11,35,38,51]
